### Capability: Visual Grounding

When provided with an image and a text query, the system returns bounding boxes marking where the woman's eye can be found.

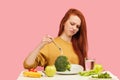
[70,22,75,25]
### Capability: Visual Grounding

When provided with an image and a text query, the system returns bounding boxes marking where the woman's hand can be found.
[33,35,53,52]
[40,35,53,47]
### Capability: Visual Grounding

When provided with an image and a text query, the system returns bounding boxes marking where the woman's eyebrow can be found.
[70,21,80,26]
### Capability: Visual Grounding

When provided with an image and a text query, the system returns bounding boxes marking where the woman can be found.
[23,8,88,70]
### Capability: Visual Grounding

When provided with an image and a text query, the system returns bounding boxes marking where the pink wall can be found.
[0,0,119,79]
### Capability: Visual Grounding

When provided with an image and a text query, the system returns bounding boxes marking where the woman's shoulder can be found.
[54,37,60,40]
[53,37,62,42]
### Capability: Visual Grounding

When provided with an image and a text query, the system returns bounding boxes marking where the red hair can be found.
[58,8,88,69]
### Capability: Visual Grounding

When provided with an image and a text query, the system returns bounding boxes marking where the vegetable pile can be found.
[23,68,42,78]
[79,64,103,76]
[92,72,112,78]
[79,64,112,79]
[54,55,71,72]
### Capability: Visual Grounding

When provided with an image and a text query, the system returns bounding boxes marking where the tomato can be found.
[29,68,37,72]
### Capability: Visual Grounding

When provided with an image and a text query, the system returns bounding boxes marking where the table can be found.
[17,71,119,80]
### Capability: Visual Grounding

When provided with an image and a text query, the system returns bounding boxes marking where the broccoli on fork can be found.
[54,55,71,72]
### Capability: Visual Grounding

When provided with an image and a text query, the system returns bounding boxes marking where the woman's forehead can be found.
[68,15,81,25]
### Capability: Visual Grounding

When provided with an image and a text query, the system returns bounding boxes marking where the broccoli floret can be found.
[54,55,71,72]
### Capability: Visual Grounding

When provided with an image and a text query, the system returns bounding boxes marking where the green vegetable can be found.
[54,55,71,72]
[79,64,103,76]
[79,70,98,76]
[92,72,112,78]
[93,64,103,73]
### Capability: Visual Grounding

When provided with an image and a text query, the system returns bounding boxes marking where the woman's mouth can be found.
[69,29,75,34]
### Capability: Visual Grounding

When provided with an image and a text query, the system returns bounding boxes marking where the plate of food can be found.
[56,64,84,75]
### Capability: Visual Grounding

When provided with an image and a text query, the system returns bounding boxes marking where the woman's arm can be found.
[23,35,53,69]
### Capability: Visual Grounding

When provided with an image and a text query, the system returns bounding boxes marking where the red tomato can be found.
[29,68,37,72]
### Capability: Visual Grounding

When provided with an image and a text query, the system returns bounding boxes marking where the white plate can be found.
[56,64,84,75]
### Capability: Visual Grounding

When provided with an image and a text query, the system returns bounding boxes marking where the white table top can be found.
[17,71,119,80]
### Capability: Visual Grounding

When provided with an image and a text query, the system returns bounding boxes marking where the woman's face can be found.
[63,15,81,37]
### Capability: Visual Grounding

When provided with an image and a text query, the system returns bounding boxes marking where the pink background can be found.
[0,0,120,79]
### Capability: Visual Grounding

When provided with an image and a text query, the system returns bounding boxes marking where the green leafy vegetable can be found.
[54,55,71,72]
[79,70,97,76]
[79,64,103,76]
[92,72,112,78]
[93,64,103,73]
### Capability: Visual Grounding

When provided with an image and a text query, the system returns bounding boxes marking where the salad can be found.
[79,64,112,79]
[92,72,112,78]
[79,64,103,76]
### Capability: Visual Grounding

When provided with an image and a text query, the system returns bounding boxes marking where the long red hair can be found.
[58,8,88,69]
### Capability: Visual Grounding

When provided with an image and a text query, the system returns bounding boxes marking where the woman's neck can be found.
[60,34,72,43]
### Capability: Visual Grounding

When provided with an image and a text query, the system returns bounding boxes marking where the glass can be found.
[85,59,95,71]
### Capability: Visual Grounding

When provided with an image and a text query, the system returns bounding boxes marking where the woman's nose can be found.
[72,26,77,30]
